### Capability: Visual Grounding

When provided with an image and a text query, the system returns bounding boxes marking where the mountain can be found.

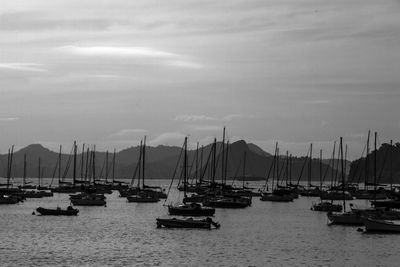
[348,142,400,184]
[0,140,343,183]
[247,143,272,157]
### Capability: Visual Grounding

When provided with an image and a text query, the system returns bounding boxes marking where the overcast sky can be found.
[0,0,399,159]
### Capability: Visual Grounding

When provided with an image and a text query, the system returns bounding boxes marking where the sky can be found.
[0,0,399,159]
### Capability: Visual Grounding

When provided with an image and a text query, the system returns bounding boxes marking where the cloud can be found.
[221,114,256,121]
[189,125,222,132]
[148,132,186,146]
[0,63,46,72]
[109,129,147,138]
[174,114,255,122]
[174,114,218,122]
[57,46,177,58]
[167,60,204,69]
[0,117,19,121]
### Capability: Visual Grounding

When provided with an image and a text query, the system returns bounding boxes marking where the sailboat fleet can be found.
[1,128,400,232]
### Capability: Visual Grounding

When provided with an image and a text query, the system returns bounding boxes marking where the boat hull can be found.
[36,207,79,216]
[363,218,400,232]
[168,205,215,216]
[156,218,218,229]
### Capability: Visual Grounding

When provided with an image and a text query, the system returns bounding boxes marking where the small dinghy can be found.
[156,217,220,229]
[36,206,79,216]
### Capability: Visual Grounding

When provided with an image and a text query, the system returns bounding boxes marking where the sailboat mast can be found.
[137,140,143,188]
[80,144,85,180]
[286,151,289,186]
[73,141,77,186]
[105,150,109,183]
[85,147,89,181]
[374,132,377,202]
[365,130,370,190]
[390,140,393,191]
[340,137,345,212]
[112,148,116,184]
[331,141,336,189]
[8,146,14,188]
[184,137,188,198]
[38,157,41,188]
[23,154,27,186]
[221,127,225,184]
[276,147,279,186]
[142,136,146,189]
[92,145,96,185]
[309,143,313,189]
[319,149,322,190]
[199,145,204,184]
[58,145,62,184]
[289,154,292,186]
[195,142,199,184]
[212,138,217,185]
[243,151,247,188]
[224,141,229,185]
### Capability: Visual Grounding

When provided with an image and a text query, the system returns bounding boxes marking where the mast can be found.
[23,154,27,186]
[38,157,41,188]
[331,141,336,189]
[85,147,89,182]
[276,147,280,187]
[112,148,116,184]
[184,137,188,198]
[80,144,85,180]
[224,141,229,186]
[374,132,377,202]
[271,142,278,191]
[286,151,289,186]
[7,146,14,188]
[142,136,146,189]
[390,140,393,191]
[212,138,217,185]
[73,141,77,186]
[243,151,247,188]
[58,145,62,184]
[340,137,345,212]
[365,130,370,190]
[137,140,143,188]
[221,127,225,184]
[195,142,199,184]
[319,149,322,190]
[308,143,313,189]
[289,154,292,186]
[199,145,204,184]
[92,145,96,185]
[105,150,109,183]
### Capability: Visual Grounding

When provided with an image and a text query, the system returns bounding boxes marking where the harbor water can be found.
[1,180,400,266]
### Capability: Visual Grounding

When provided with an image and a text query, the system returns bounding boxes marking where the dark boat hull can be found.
[36,207,79,216]
[168,206,215,216]
[156,218,219,229]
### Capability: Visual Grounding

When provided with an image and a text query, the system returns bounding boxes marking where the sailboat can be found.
[354,131,387,200]
[127,137,161,203]
[312,149,342,212]
[327,137,363,225]
[260,143,293,202]
[70,144,107,206]
[168,137,215,216]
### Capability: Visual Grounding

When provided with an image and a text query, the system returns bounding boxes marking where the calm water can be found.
[1,180,400,266]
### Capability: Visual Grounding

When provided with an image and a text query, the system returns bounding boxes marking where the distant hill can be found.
[348,142,400,184]
[247,143,272,157]
[0,140,344,184]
